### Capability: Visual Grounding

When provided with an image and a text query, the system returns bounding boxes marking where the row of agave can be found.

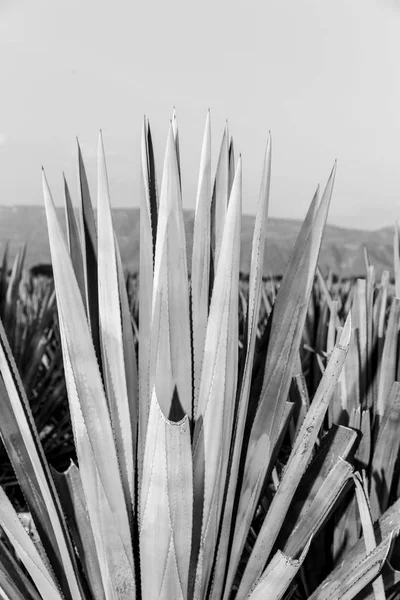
[0,111,399,599]
[0,250,379,510]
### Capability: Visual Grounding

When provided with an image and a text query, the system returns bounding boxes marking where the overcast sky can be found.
[0,0,399,229]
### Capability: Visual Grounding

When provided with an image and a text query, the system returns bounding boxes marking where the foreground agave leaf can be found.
[246,540,311,600]
[140,389,192,599]
[0,111,399,600]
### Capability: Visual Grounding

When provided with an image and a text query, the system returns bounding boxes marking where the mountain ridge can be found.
[0,205,394,278]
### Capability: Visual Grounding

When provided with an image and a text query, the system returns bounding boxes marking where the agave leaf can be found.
[0,537,42,600]
[60,326,136,598]
[359,566,400,600]
[332,496,400,598]
[366,265,375,409]
[228,136,235,198]
[211,136,271,599]
[316,266,333,310]
[370,382,400,520]
[310,534,393,600]
[354,409,371,471]
[138,117,158,463]
[140,388,192,599]
[191,158,242,599]
[52,462,106,600]
[63,175,86,306]
[97,132,136,515]
[150,124,192,420]
[375,271,389,404]
[0,242,8,300]
[354,280,368,408]
[225,168,336,598]
[353,472,386,600]
[191,111,212,413]
[283,459,353,559]
[4,245,26,330]
[211,122,229,271]
[377,271,390,340]
[172,107,181,186]
[259,171,334,447]
[394,223,400,299]
[246,540,311,600]
[0,319,83,599]
[42,171,135,585]
[0,487,63,600]
[235,315,351,600]
[280,425,357,554]
[290,373,310,441]
[115,230,139,437]
[327,299,338,355]
[376,298,400,419]
[76,140,101,364]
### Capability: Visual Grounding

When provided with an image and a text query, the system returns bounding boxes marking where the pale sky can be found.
[0,0,400,229]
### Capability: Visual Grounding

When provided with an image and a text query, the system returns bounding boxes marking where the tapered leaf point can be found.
[230,155,243,198]
[98,130,106,158]
[167,121,179,157]
[205,109,211,130]
[329,160,337,181]
[41,167,49,190]
[41,169,56,213]
[310,184,320,210]
[339,312,352,347]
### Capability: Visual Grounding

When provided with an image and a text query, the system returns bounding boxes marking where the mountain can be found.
[0,205,394,278]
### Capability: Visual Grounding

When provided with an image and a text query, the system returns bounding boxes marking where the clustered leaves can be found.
[0,248,71,507]
[0,112,399,600]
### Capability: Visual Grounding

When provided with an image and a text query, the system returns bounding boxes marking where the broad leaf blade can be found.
[52,463,106,600]
[63,175,86,306]
[138,117,158,463]
[212,134,271,599]
[370,382,400,520]
[150,124,192,420]
[309,535,393,600]
[211,122,229,271]
[246,541,311,600]
[140,389,192,599]
[235,315,351,600]
[76,141,101,364]
[225,166,336,597]
[42,171,135,589]
[191,157,242,599]
[0,319,83,600]
[353,472,386,600]
[376,298,400,420]
[191,111,212,414]
[0,486,63,600]
[97,132,136,515]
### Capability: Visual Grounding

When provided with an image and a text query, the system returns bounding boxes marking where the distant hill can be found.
[0,205,394,278]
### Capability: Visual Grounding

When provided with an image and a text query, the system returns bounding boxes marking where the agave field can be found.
[0,112,399,600]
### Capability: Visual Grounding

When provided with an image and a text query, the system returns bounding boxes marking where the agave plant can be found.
[0,111,399,600]
[0,246,73,508]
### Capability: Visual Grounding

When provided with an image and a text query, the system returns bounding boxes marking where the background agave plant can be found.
[0,246,72,508]
[0,111,399,600]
